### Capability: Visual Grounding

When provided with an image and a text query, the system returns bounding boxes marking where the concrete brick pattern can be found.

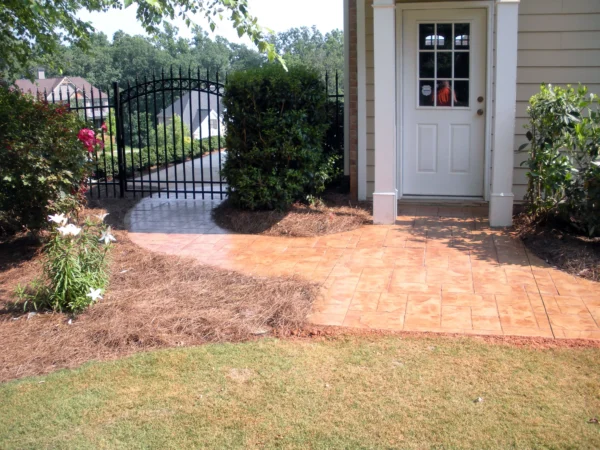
[127,198,600,340]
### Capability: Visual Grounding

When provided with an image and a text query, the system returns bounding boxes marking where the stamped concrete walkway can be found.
[127,198,600,340]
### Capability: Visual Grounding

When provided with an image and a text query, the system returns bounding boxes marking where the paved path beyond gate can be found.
[127,198,600,340]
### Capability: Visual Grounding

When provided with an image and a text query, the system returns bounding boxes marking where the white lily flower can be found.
[57,224,82,236]
[48,214,68,225]
[86,288,103,302]
[99,226,117,245]
[96,213,109,222]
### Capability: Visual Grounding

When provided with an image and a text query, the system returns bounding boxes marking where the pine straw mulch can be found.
[0,204,317,383]
[514,213,600,282]
[212,193,372,237]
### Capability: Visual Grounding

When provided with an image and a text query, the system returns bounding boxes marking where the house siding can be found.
[361,0,600,200]
[514,0,600,200]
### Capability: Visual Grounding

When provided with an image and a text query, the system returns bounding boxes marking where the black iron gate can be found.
[113,68,227,199]
[45,68,344,199]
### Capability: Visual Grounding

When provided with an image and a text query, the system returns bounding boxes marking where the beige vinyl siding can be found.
[514,0,600,200]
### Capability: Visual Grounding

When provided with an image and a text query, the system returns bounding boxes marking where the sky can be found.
[77,0,344,45]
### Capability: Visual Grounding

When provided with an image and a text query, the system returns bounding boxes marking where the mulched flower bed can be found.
[515,214,600,282]
[212,193,372,237]
[0,202,317,382]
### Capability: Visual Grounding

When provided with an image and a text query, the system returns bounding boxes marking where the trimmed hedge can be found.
[222,65,329,210]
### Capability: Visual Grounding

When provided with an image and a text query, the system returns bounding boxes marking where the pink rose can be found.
[77,128,104,152]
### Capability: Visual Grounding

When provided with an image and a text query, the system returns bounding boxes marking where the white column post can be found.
[490,0,520,227]
[372,0,397,224]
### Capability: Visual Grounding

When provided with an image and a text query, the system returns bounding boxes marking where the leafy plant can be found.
[323,98,345,186]
[16,213,114,313]
[0,87,91,232]
[222,65,330,210]
[519,84,600,236]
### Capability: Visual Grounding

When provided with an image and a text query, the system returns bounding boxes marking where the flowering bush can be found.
[0,86,93,232]
[16,213,115,313]
[77,128,104,153]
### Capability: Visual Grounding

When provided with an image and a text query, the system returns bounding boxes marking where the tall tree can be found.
[270,26,344,91]
[0,0,280,80]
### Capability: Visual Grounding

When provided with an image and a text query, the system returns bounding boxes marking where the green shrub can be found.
[222,65,330,210]
[520,84,600,236]
[0,87,90,232]
[16,213,113,313]
[324,99,345,186]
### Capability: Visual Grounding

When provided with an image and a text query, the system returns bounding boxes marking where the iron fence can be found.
[41,68,344,199]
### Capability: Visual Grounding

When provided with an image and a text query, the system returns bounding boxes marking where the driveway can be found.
[130,150,227,194]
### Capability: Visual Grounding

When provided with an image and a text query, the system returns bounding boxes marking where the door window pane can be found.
[419,24,435,49]
[419,81,435,107]
[436,52,452,78]
[418,21,471,108]
[454,24,470,49]
[419,52,435,78]
[454,81,469,107]
[436,24,453,50]
[436,80,453,107]
[454,52,469,79]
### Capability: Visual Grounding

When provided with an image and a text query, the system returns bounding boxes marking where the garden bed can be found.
[0,200,316,382]
[515,214,600,282]
[212,193,372,237]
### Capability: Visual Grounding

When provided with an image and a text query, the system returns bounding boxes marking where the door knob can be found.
[477,109,484,116]
[477,96,484,103]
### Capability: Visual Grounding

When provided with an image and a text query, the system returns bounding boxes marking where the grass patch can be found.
[212,193,372,237]
[1,335,599,448]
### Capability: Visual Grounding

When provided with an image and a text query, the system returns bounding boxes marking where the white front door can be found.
[402,9,487,197]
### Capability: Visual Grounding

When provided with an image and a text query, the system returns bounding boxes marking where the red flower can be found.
[77,128,104,152]
[101,122,108,132]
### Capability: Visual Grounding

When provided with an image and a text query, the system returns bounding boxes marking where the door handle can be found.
[477,109,484,116]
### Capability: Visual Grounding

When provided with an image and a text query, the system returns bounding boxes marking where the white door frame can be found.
[395,1,495,201]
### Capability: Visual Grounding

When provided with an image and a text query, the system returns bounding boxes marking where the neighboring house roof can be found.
[157,91,223,119]
[14,76,106,100]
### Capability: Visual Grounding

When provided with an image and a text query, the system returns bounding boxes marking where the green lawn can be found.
[1,336,599,449]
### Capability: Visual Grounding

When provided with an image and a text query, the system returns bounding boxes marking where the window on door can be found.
[418,23,470,108]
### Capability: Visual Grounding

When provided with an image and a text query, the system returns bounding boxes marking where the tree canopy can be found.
[21,25,344,92]
[270,26,344,87]
[0,0,280,80]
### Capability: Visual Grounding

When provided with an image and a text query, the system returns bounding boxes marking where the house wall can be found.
[361,0,600,199]
[193,110,226,140]
[513,0,600,199]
